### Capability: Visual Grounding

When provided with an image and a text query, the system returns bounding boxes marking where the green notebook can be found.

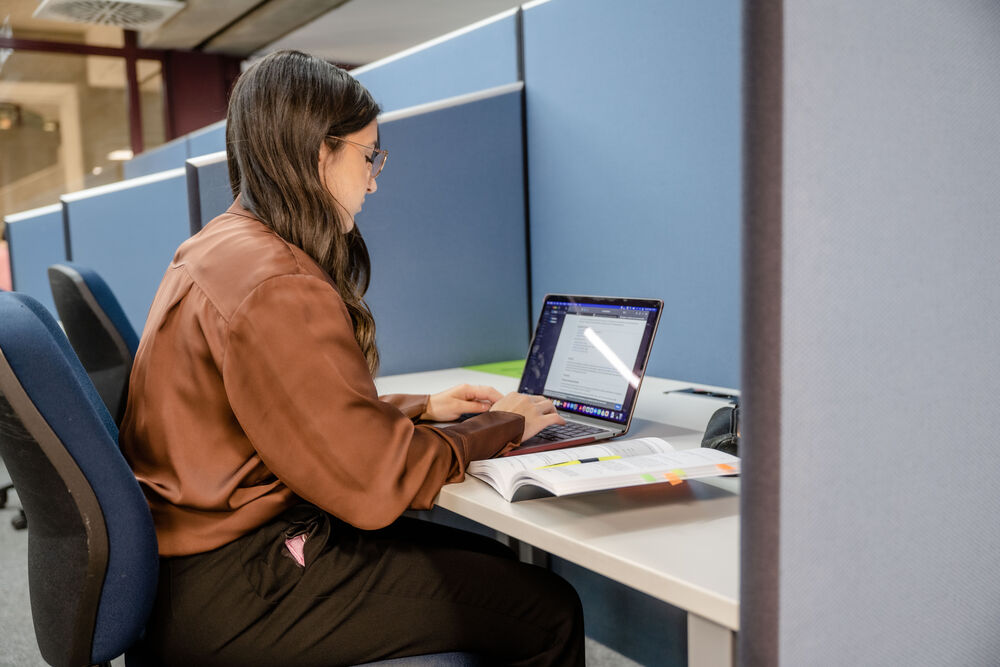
[463,359,526,379]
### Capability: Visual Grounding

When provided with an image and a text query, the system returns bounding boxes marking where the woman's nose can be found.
[367,174,378,194]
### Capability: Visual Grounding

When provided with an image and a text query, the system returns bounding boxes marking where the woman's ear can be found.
[317,140,333,187]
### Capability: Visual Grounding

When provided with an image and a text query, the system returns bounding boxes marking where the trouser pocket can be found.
[239,503,331,602]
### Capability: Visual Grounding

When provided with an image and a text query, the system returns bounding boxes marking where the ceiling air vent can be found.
[32,0,184,31]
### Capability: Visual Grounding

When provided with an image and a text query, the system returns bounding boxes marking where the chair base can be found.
[0,482,27,530]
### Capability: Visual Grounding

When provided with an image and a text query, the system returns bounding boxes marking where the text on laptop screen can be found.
[519,297,660,425]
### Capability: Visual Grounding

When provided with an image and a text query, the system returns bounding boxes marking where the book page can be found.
[468,437,675,487]
[527,449,739,496]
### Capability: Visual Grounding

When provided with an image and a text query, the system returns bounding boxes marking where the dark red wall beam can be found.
[123,31,144,155]
[0,35,164,59]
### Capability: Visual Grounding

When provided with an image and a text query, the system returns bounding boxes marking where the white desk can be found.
[375,368,740,667]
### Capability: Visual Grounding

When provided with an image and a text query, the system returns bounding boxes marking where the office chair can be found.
[0,479,27,529]
[47,263,139,426]
[0,292,484,666]
[0,263,133,534]
[0,291,159,666]
[0,258,25,529]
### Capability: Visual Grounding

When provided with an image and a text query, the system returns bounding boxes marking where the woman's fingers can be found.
[459,399,491,413]
[474,385,504,403]
[521,410,565,440]
[452,384,503,404]
[525,394,558,414]
[489,391,563,438]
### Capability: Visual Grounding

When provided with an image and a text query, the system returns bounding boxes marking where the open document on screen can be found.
[543,313,646,406]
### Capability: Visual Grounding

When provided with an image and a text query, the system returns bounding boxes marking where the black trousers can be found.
[141,504,585,666]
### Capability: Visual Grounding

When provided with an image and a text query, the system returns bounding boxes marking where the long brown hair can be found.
[226,50,381,374]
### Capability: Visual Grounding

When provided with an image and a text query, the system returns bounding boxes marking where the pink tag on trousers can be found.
[284,534,307,567]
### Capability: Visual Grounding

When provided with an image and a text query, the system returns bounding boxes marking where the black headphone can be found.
[701,405,740,457]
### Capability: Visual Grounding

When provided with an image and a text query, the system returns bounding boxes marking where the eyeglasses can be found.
[326,136,388,179]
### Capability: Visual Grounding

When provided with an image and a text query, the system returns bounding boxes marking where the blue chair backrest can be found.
[50,263,139,354]
[48,263,139,425]
[0,292,158,666]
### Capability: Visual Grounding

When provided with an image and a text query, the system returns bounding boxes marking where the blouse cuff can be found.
[379,394,430,421]
[444,410,525,462]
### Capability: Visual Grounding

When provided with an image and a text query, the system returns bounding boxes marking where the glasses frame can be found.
[326,135,388,179]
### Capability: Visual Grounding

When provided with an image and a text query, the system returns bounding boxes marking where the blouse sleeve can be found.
[222,274,523,529]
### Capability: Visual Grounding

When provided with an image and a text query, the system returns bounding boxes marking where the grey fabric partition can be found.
[743,1,1000,664]
[740,2,782,664]
[185,151,232,235]
[360,84,530,376]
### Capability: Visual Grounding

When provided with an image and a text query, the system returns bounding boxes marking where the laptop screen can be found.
[519,295,662,425]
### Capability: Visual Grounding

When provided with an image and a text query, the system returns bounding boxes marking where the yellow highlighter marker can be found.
[538,455,622,469]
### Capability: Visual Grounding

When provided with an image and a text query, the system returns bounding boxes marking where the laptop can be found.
[506,294,663,456]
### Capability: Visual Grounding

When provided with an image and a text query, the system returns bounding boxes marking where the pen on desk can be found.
[538,455,622,469]
[666,388,740,403]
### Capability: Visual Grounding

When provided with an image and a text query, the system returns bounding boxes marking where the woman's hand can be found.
[489,392,565,441]
[421,384,504,422]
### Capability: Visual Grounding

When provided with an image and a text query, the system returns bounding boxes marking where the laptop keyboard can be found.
[531,421,607,442]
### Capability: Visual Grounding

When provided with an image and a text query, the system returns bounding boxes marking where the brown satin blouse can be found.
[119,200,524,556]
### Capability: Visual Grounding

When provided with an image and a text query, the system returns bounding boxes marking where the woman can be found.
[119,50,584,666]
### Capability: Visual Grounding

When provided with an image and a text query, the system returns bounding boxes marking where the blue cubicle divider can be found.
[352,9,519,113]
[123,136,189,180]
[3,203,67,316]
[185,151,232,235]
[122,121,226,180]
[361,84,529,375]
[522,0,743,389]
[61,169,191,333]
[187,120,226,159]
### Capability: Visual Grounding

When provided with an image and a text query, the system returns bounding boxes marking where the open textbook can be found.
[468,437,740,502]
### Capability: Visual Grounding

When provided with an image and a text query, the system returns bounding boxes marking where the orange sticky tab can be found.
[664,472,683,486]
[717,463,736,473]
